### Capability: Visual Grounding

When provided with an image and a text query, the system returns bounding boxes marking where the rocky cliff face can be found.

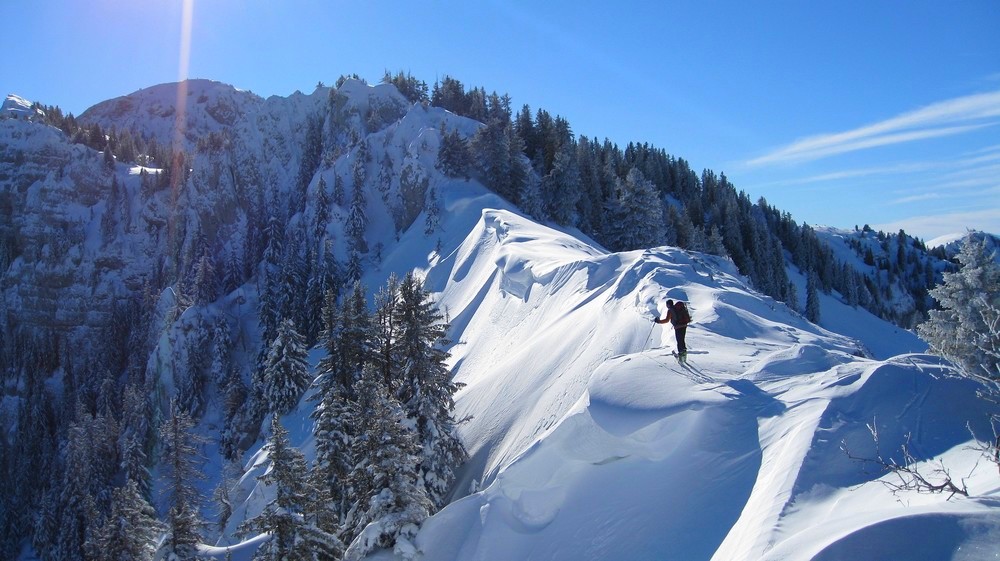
[0,114,122,330]
[0,79,473,375]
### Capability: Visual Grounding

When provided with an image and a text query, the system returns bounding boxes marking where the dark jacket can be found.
[655,302,690,327]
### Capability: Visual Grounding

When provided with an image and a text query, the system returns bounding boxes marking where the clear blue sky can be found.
[4,0,999,242]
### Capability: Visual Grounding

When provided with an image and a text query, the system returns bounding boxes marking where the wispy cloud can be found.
[747,90,1000,167]
[787,162,937,184]
[874,208,1000,241]
[890,162,1000,200]
[744,148,999,192]
[891,193,941,205]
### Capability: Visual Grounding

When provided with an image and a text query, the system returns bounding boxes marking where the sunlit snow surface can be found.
[389,204,996,561]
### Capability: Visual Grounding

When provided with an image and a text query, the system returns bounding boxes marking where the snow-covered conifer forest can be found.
[1,72,998,560]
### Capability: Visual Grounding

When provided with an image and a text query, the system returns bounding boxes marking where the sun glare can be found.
[173,0,194,152]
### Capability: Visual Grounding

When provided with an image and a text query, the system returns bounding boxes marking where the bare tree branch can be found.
[842,421,969,500]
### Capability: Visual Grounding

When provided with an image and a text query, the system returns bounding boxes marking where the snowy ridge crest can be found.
[399,208,999,560]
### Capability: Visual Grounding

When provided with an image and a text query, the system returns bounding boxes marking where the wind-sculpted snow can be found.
[399,209,1000,561]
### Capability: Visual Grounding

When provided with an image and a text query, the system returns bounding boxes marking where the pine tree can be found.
[212,466,237,539]
[842,263,860,307]
[346,248,363,284]
[705,225,727,257]
[431,75,467,115]
[918,234,1000,389]
[85,481,164,561]
[377,151,394,203]
[303,250,328,347]
[310,286,369,521]
[343,368,432,561]
[605,167,666,251]
[436,126,471,179]
[518,174,546,222]
[507,127,531,209]
[333,174,345,207]
[806,270,821,324]
[259,212,285,356]
[219,365,249,462]
[192,247,217,305]
[372,275,402,390]
[542,141,581,227]
[33,482,62,561]
[338,282,374,395]
[258,319,311,415]
[424,185,441,236]
[53,406,104,561]
[243,415,343,561]
[178,319,210,416]
[313,175,330,242]
[158,401,206,561]
[279,233,310,333]
[574,136,604,237]
[787,282,800,313]
[295,114,324,214]
[471,116,526,203]
[211,319,233,388]
[222,247,244,294]
[348,167,369,255]
[120,382,154,499]
[398,162,429,232]
[395,273,467,508]
[103,141,116,171]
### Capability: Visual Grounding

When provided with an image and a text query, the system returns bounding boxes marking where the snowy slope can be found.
[375,205,996,560]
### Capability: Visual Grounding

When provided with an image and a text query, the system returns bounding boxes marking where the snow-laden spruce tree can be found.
[435,125,471,180]
[84,480,163,561]
[120,382,154,499]
[542,141,581,227]
[604,167,666,251]
[242,415,343,561]
[373,274,409,389]
[158,401,205,561]
[346,170,368,283]
[47,404,118,561]
[310,284,370,521]
[806,270,822,324]
[257,319,311,415]
[343,366,432,561]
[918,234,1000,429]
[471,110,529,205]
[396,272,467,508]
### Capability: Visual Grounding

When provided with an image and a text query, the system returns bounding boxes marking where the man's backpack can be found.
[673,301,691,325]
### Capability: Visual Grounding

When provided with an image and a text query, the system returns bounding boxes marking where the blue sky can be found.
[3,0,998,241]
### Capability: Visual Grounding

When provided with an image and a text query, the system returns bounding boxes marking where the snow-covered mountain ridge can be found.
[2,78,998,560]
[398,205,998,560]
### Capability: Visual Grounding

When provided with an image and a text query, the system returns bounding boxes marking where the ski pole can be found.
[643,320,656,349]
